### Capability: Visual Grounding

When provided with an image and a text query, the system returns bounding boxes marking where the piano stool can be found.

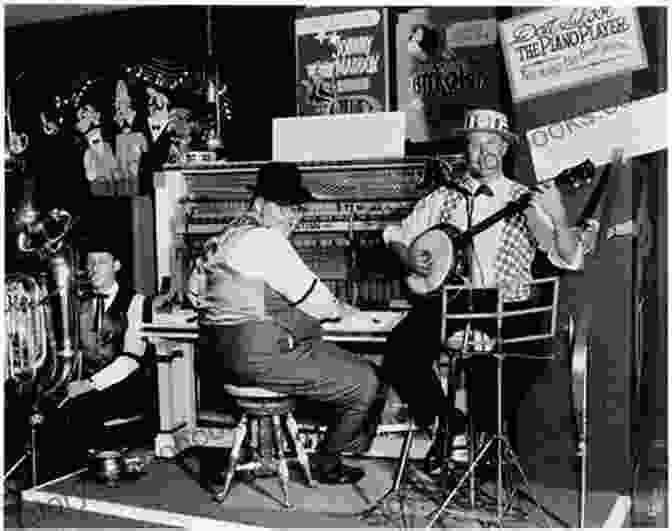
[214,384,316,508]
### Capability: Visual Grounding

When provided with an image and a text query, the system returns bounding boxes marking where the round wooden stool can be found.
[214,384,315,508]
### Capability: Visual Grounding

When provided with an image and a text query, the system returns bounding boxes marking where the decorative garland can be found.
[6,57,233,167]
[53,76,105,123]
[125,59,191,91]
[44,58,231,126]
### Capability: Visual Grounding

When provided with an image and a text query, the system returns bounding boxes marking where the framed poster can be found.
[295,7,390,116]
[499,7,648,102]
[396,7,503,143]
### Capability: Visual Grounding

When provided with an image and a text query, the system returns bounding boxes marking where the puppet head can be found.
[146,87,171,140]
[84,126,104,152]
[75,103,101,136]
[114,79,137,133]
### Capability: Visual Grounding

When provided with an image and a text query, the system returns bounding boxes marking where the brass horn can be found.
[6,204,82,396]
[5,273,49,383]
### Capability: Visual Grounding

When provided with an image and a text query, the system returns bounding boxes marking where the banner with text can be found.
[499,7,648,102]
[296,7,389,116]
[526,92,668,181]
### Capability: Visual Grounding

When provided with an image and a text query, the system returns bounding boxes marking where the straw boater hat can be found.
[453,108,519,144]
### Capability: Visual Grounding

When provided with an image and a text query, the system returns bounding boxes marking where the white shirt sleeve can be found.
[227,228,341,320]
[528,204,584,271]
[383,190,446,247]
[187,256,208,310]
[90,293,145,391]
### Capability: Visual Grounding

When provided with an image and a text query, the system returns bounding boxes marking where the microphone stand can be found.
[436,191,476,492]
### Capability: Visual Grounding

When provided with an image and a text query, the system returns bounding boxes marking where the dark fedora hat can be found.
[246,161,314,205]
[78,220,125,261]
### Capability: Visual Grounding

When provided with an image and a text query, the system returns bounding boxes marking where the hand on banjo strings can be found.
[407,246,433,277]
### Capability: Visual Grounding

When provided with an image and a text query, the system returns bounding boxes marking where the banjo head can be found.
[406,227,456,295]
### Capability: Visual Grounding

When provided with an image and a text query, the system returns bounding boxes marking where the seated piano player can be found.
[187,161,387,485]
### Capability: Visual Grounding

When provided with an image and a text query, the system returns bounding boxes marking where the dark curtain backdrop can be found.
[509,6,667,495]
[4,5,298,286]
[5,5,299,163]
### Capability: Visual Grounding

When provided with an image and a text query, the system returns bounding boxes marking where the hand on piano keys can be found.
[338,301,360,320]
[322,306,407,334]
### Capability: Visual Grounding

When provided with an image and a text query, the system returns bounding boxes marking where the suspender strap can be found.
[142,294,154,324]
[289,278,317,307]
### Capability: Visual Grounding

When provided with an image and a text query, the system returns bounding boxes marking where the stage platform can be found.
[14,445,629,530]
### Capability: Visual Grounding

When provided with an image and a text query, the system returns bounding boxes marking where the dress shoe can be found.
[423,438,445,477]
[310,461,365,485]
[422,416,468,477]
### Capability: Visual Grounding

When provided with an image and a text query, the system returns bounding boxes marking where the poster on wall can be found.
[499,6,648,102]
[396,8,503,143]
[295,7,390,116]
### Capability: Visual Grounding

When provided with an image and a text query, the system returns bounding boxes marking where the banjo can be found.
[405,159,596,296]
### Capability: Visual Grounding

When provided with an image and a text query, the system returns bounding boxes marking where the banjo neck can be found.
[457,159,595,245]
[457,192,532,246]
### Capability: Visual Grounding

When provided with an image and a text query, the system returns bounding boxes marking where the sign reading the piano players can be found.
[295,7,390,116]
[499,7,648,102]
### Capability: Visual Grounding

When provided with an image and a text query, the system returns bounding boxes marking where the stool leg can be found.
[214,414,248,503]
[272,415,292,509]
[250,417,260,459]
[285,412,315,487]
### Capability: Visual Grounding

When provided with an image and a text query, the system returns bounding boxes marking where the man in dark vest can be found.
[39,236,155,476]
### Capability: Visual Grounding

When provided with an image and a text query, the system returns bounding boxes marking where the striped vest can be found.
[193,216,321,339]
[437,182,537,302]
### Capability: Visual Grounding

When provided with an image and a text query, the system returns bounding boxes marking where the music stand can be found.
[426,277,569,528]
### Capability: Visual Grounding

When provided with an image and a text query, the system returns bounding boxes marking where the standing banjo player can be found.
[380,108,592,475]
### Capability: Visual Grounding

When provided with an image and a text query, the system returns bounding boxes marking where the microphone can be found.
[446,180,471,198]
[420,155,470,191]
[445,164,475,197]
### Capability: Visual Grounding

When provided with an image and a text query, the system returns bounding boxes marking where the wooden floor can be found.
[6,444,634,530]
[629,439,668,528]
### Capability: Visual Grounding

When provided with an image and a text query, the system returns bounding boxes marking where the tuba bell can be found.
[5,202,82,397]
[5,273,49,383]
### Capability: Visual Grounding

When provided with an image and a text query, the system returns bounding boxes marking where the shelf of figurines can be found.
[89,178,140,197]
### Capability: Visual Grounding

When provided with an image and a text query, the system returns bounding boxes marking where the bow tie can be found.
[448,181,494,198]
[474,184,494,197]
[84,292,110,301]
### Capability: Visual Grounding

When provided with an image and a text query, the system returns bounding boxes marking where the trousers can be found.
[199,322,385,456]
[5,370,152,483]
[382,293,553,451]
